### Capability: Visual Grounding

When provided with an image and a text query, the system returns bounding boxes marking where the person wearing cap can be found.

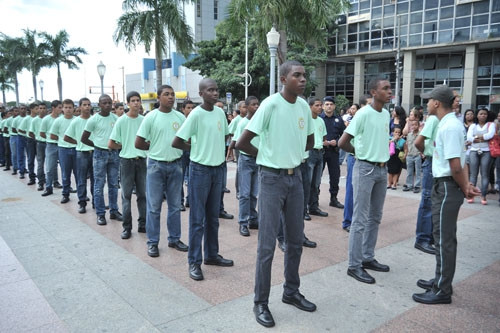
[320,96,345,209]
[338,77,392,285]
[412,85,480,305]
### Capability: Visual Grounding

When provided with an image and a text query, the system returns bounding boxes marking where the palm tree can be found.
[41,30,87,101]
[23,29,50,100]
[0,73,14,105]
[114,0,195,91]
[0,34,26,106]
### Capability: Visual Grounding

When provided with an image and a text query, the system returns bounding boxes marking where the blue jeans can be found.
[58,147,77,197]
[36,142,46,184]
[26,138,37,181]
[188,162,223,265]
[238,154,258,226]
[10,135,17,171]
[146,158,182,245]
[16,135,27,174]
[469,150,491,197]
[181,151,190,205]
[45,143,59,190]
[405,154,422,188]
[342,154,355,229]
[307,149,323,211]
[339,148,347,165]
[416,157,433,244]
[121,157,147,231]
[76,151,94,206]
[0,135,4,165]
[220,161,227,213]
[93,148,120,216]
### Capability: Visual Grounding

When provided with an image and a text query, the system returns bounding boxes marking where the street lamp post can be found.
[266,26,280,95]
[97,61,106,95]
[245,21,249,99]
[39,79,44,101]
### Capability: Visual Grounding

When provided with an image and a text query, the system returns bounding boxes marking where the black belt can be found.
[313,148,323,152]
[358,159,386,167]
[154,158,180,164]
[261,165,299,175]
[47,142,57,145]
[434,176,454,182]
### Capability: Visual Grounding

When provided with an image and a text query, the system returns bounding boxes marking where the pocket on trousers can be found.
[260,171,279,185]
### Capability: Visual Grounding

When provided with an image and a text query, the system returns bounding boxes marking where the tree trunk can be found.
[14,74,19,106]
[2,90,6,105]
[155,45,163,92]
[32,74,38,101]
[57,64,63,101]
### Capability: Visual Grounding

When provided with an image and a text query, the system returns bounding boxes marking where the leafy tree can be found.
[0,73,14,106]
[22,29,50,101]
[0,34,26,106]
[41,30,87,101]
[114,0,195,91]
[334,94,350,112]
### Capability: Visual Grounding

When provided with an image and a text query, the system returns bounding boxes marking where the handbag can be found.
[398,151,406,163]
[489,134,500,158]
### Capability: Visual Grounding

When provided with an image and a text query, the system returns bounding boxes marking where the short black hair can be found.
[62,99,74,106]
[29,103,38,110]
[157,85,174,97]
[182,100,194,109]
[126,91,141,103]
[308,97,321,106]
[51,100,62,108]
[359,94,371,106]
[368,77,387,95]
[279,60,303,77]
[79,97,90,106]
[245,96,258,106]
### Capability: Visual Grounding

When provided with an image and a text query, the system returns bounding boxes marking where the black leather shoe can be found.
[185,202,189,208]
[248,222,259,230]
[60,196,70,204]
[37,184,44,191]
[19,173,25,179]
[219,211,234,219]
[303,237,317,248]
[304,213,311,221]
[180,204,186,211]
[239,225,250,237]
[27,179,36,185]
[347,267,376,284]
[41,189,53,197]
[148,244,159,257]
[204,254,233,266]
[417,278,434,290]
[343,226,350,233]
[3,167,10,171]
[110,211,123,221]
[189,264,204,281]
[309,209,328,217]
[121,229,131,239]
[223,187,230,193]
[53,181,62,189]
[362,259,390,272]
[168,240,188,252]
[97,215,107,226]
[415,242,436,255]
[78,205,86,214]
[278,241,286,252]
[412,290,451,304]
[282,292,317,312]
[138,226,146,233]
[329,198,344,209]
[253,304,275,328]
[11,170,17,175]
[69,187,77,193]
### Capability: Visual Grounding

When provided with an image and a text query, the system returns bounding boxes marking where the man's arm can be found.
[338,132,354,154]
[135,136,150,151]
[40,132,46,139]
[50,134,58,141]
[80,130,94,147]
[305,133,314,151]
[171,136,190,151]
[28,131,35,139]
[235,129,257,157]
[449,158,480,199]
[414,135,425,153]
[64,135,77,145]
[108,139,122,150]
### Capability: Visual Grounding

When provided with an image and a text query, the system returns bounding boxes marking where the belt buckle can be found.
[287,169,294,175]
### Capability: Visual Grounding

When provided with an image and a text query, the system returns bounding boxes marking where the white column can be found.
[462,44,478,111]
[353,56,365,105]
[401,50,416,114]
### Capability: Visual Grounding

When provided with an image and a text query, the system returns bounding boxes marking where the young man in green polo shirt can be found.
[23,103,39,185]
[29,102,47,191]
[14,105,27,178]
[81,94,121,226]
[64,97,94,214]
[172,78,233,282]
[136,86,188,255]
[40,100,62,196]
[2,109,13,171]
[49,99,76,204]
[236,60,316,328]
[7,107,19,175]
[110,91,147,240]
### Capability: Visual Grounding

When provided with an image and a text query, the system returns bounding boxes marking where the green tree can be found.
[0,73,14,106]
[41,30,87,101]
[0,34,26,106]
[23,29,50,101]
[114,0,195,91]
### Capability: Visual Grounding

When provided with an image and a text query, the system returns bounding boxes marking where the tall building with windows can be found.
[324,0,500,113]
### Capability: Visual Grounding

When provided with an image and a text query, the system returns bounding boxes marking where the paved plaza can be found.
[1,163,499,332]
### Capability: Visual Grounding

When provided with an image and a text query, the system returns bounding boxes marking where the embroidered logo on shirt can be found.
[298,117,305,130]
[218,120,222,131]
[172,122,180,131]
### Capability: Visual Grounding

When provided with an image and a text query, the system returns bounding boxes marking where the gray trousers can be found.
[348,160,387,268]
[254,167,304,304]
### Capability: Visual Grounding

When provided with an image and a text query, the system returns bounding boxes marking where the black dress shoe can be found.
[110,211,123,221]
[415,242,436,255]
[69,187,77,193]
[412,290,451,304]
[223,187,230,193]
[11,170,17,175]
[60,196,70,204]
[204,254,234,266]
[248,222,259,230]
[97,215,107,226]
[304,213,311,221]
[3,167,10,171]
[343,226,350,233]
[309,209,328,217]
[185,202,189,208]
[239,225,250,237]
[282,292,317,312]
[189,264,204,281]
[303,237,317,248]
[219,211,234,219]
[148,244,159,257]
[41,189,53,197]
[329,198,344,209]
[362,259,390,272]
[347,267,376,284]
[78,205,86,214]
[53,181,62,189]
[19,173,25,179]
[417,278,434,290]
[278,241,286,252]
[180,204,186,211]
[138,226,146,233]
[253,304,275,328]
[168,240,188,252]
[121,229,131,239]
[37,184,44,191]
[27,180,36,185]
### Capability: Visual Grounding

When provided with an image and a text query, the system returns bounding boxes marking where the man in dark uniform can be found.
[320,96,345,209]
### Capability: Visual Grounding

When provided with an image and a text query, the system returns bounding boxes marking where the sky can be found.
[1,0,152,104]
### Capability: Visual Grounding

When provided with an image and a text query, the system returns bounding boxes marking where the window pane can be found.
[424,22,438,32]
[397,2,409,14]
[425,0,439,9]
[472,25,488,39]
[478,67,491,78]
[472,14,489,26]
[491,24,500,38]
[384,4,395,15]
[455,17,471,28]
[372,6,382,18]
[424,32,437,45]
[439,30,453,43]
[454,28,470,41]
[409,34,421,46]
[441,0,454,6]
[440,7,454,20]
[478,52,492,66]
[410,12,423,24]
[437,55,449,69]
[410,23,422,34]
[425,10,438,22]
[439,19,453,30]
[473,1,490,14]
[456,3,471,16]
[411,1,423,11]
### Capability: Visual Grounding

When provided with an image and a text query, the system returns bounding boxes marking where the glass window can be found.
[399,13,409,25]
[495,52,500,66]
[384,4,395,15]
[472,25,488,39]
[425,10,438,22]
[439,19,453,30]
[349,2,359,13]
[478,79,491,86]
[410,23,422,34]
[348,34,358,42]
[348,24,358,33]
[371,30,381,39]
[491,24,500,38]
[493,66,500,78]
[441,0,454,6]
[410,12,422,24]
[348,43,358,53]
[439,30,453,43]
[372,7,382,18]
[455,17,471,28]
[411,1,423,11]
[437,55,449,69]
[359,32,370,40]
[415,81,422,88]
[449,68,463,79]
[448,80,462,88]
[424,70,435,79]
[409,34,421,46]
[454,28,470,41]
[359,22,369,32]
[397,2,409,14]
[424,81,435,88]
[478,67,491,78]
[440,6,454,20]
[383,17,395,28]
[478,52,492,66]
[449,55,463,68]
[424,32,437,45]
[494,0,500,11]
[372,0,382,6]
[473,1,490,14]
[424,22,437,32]
[424,57,436,70]
[371,39,381,49]
[359,41,369,51]
[196,0,201,17]
[425,0,439,9]
[366,63,379,74]
[214,0,218,20]
[436,69,448,80]
[456,3,471,17]
[472,15,489,26]
[346,63,355,74]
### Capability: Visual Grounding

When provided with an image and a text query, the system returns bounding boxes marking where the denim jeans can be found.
[220,161,227,213]
[307,149,323,211]
[26,138,37,181]
[45,143,59,190]
[58,147,77,197]
[76,151,94,206]
[342,154,355,229]
[416,157,433,244]
[238,154,258,226]
[36,141,46,184]
[181,151,190,205]
[3,137,11,168]
[405,154,422,188]
[146,158,182,245]
[338,148,347,165]
[9,135,17,171]
[188,162,223,265]
[0,135,4,165]
[93,148,120,216]
[16,135,27,174]
[469,150,491,197]
[121,157,147,231]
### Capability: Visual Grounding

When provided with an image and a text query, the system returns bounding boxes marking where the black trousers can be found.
[322,148,340,199]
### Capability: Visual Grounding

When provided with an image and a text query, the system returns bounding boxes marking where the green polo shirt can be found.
[20,116,34,137]
[41,115,59,143]
[233,116,259,156]
[432,112,465,178]
[30,116,44,142]
[110,113,147,159]
[345,104,390,163]
[65,116,93,152]
[12,116,24,136]
[84,112,118,149]
[4,117,13,137]
[420,115,439,157]
[312,117,327,149]
[176,105,228,166]
[50,116,76,148]
[1,119,8,138]
[246,93,314,169]
[228,115,242,135]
